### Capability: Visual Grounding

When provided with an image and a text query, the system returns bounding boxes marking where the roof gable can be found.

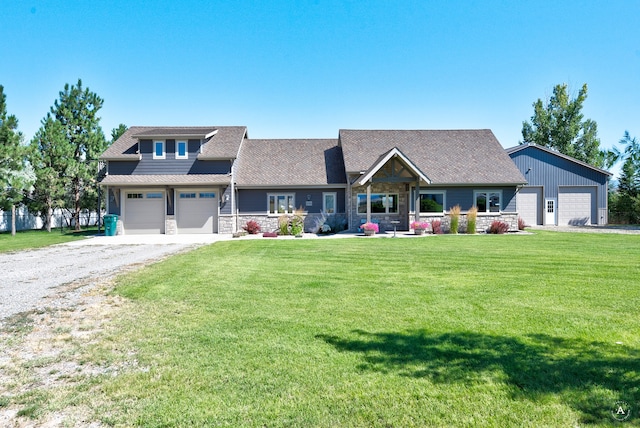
[356,147,431,186]
[340,129,526,185]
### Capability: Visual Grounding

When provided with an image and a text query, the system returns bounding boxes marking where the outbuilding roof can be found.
[339,129,527,185]
[235,139,346,187]
[505,143,613,176]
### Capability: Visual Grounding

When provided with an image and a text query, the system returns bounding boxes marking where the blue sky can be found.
[2,1,639,177]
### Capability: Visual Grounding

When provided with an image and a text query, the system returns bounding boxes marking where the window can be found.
[323,192,337,214]
[153,141,165,159]
[412,191,445,213]
[127,193,143,199]
[475,191,501,213]
[357,193,398,214]
[199,192,216,198]
[179,193,197,199]
[176,140,188,159]
[268,193,295,214]
[146,192,163,199]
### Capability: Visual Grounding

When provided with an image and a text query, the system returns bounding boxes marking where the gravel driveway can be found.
[0,241,208,321]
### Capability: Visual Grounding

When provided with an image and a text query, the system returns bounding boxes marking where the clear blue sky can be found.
[2,1,639,177]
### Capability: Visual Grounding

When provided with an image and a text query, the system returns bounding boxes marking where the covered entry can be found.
[176,189,218,233]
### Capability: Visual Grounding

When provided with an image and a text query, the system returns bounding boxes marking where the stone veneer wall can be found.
[409,213,519,233]
[218,215,235,234]
[234,213,348,234]
[349,182,409,232]
[165,216,177,235]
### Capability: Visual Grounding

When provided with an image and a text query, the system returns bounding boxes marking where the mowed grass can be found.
[85,232,638,427]
[0,228,95,253]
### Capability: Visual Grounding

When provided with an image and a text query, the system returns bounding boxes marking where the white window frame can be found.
[176,140,188,160]
[411,189,446,214]
[268,193,296,215]
[474,190,502,213]
[357,193,399,215]
[153,140,166,159]
[323,192,337,214]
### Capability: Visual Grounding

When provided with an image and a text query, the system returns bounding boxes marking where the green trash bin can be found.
[104,214,118,236]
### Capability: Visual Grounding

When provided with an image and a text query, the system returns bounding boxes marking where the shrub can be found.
[242,220,261,234]
[466,206,478,234]
[449,205,461,234]
[291,214,304,236]
[488,220,510,234]
[431,219,443,234]
[518,216,526,231]
[312,211,347,234]
[278,214,291,235]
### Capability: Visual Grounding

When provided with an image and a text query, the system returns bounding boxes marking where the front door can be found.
[545,198,556,225]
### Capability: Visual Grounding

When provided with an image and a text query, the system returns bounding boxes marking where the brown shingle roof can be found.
[100,126,247,161]
[235,139,346,186]
[339,129,526,185]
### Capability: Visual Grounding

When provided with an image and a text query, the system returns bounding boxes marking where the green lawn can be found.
[0,228,96,253]
[38,232,640,425]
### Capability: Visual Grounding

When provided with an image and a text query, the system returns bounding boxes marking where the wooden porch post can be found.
[415,181,421,221]
[366,183,371,223]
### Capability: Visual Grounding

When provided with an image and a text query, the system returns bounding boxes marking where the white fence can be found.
[0,207,102,233]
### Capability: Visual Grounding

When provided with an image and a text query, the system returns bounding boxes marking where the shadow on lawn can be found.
[317,330,639,424]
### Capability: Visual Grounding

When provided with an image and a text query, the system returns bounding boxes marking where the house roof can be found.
[100,126,247,161]
[99,174,231,186]
[505,143,613,176]
[339,129,527,185]
[235,139,347,187]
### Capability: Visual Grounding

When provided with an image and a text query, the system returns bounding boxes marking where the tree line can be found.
[2,81,640,235]
[0,80,127,235]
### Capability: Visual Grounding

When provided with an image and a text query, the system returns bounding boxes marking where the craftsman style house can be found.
[99,126,607,235]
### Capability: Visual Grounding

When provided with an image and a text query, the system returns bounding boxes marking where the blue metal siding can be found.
[509,147,608,209]
[238,188,346,214]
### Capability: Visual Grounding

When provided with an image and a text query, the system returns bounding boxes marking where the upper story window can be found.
[153,141,165,159]
[475,191,501,213]
[176,140,188,159]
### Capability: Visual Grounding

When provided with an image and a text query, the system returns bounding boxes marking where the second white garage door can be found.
[517,187,542,226]
[176,190,218,234]
[558,187,596,226]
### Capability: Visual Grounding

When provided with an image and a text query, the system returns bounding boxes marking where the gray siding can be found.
[238,188,346,214]
[108,140,232,175]
[416,187,517,212]
[509,147,608,211]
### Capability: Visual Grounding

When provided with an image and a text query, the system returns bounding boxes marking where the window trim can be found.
[268,193,296,215]
[474,190,502,213]
[411,189,446,214]
[176,140,188,160]
[323,192,337,214]
[357,193,399,215]
[153,140,166,159]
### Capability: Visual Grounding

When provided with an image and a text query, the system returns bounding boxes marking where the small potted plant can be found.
[361,222,379,236]
[410,220,430,235]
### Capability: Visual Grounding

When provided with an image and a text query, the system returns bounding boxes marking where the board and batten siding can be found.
[107,140,233,175]
[509,146,609,224]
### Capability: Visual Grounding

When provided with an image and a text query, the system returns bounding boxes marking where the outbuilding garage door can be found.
[176,190,218,234]
[558,187,596,226]
[517,187,542,226]
[123,191,165,234]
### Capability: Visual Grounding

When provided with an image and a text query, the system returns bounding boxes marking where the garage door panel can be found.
[517,187,542,226]
[177,191,217,234]
[124,191,165,234]
[558,187,596,226]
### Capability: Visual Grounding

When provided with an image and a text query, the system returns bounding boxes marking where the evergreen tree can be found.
[49,79,108,231]
[0,85,34,235]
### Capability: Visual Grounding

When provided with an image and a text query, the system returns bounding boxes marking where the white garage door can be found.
[176,190,218,234]
[517,187,542,226]
[123,191,165,234]
[558,187,596,226]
